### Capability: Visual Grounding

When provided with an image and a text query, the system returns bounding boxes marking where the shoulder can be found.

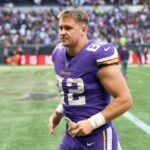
[86,40,118,65]
[52,43,65,62]
[52,43,64,55]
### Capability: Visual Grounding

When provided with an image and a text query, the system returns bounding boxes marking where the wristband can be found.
[56,104,64,114]
[88,113,106,129]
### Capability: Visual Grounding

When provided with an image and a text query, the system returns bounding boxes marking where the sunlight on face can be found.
[58,18,84,47]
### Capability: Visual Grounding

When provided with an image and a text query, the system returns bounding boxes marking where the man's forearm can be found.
[56,103,64,114]
[101,96,132,122]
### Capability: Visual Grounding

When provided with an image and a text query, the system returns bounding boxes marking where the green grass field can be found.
[0,65,150,150]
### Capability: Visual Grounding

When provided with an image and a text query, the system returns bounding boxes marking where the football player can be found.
[49,8,132,150]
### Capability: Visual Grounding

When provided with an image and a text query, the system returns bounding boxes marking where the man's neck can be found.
[67,38,89,56]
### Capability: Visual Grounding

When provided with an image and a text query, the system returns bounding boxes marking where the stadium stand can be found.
[0,0,149,64]
[0,0,150,6]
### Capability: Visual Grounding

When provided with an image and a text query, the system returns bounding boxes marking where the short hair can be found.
[57,8,89,25]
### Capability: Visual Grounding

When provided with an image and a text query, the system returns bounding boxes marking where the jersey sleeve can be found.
[93,43,118,68]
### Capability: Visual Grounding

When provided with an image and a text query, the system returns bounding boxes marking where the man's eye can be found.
[65,27,72,30]
[59,26,72,31]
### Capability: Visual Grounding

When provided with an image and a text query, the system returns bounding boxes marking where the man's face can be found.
[58,17,85,47]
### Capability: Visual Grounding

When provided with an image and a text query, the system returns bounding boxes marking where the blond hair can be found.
[57,8,89,25]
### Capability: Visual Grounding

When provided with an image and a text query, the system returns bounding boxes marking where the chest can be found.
[54,51,98,80]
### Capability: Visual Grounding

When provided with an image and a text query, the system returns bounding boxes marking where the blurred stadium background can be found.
[0,0,150,150]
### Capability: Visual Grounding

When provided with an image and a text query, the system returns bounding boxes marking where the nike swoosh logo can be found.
[87,142,95,147]
[104,47,110,51]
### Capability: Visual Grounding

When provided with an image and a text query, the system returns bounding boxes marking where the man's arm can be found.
[48,104,63,134]
[69,65,133,136]
[97,65,133,122]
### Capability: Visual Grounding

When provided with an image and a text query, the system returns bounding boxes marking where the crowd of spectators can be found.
[88,3,150,45]
[0,8,59,47]
[56,0,150,6]
[0,3,149,48]
[1,0,150,7]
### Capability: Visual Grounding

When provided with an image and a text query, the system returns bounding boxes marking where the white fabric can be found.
[88,112,106,129]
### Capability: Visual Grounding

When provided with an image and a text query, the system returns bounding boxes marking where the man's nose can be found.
[60,29,66,35]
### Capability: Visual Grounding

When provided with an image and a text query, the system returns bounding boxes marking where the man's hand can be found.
[48,111,62,135]
[68,119,94,137]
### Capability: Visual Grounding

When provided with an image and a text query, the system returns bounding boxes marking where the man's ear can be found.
[82,26,87,32]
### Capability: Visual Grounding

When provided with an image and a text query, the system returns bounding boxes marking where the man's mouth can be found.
[61,38,67,40]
